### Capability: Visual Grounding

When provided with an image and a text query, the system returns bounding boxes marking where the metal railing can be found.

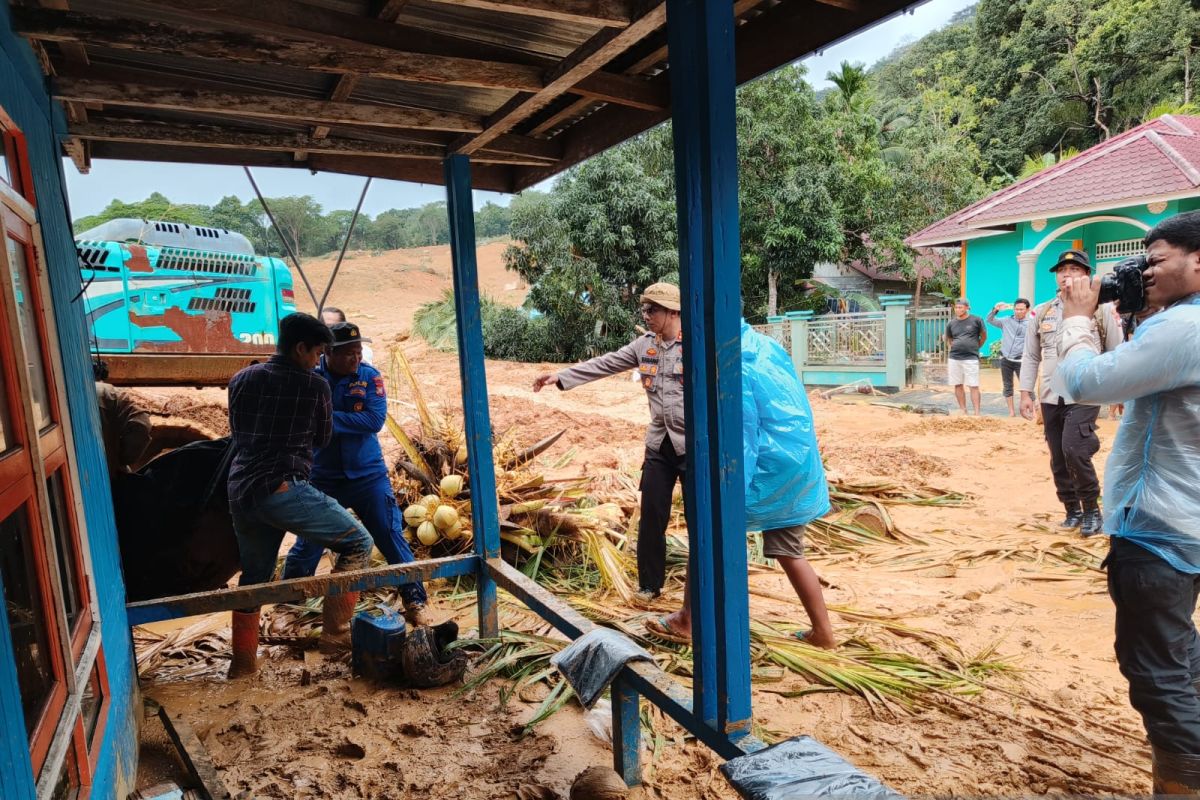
[753,320,791,353]
[906,306,951,366]
[807,311,886,366]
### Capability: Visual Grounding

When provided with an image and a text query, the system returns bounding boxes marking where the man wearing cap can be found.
[281,322,430,624]
[1019,249,1123,536]
[533,282,683,603]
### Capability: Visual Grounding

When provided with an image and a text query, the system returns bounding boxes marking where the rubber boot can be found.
[319,591,359,654]
[227,610,260,678]
[1152,747,1200,795]
[1079,502,1103,537]
[1059,502,1083,529]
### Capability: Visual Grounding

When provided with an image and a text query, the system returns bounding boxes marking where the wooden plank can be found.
[126,555,478,624]
[513,0,896,189]
[375,0,411,21]
[61,137,90,173]
[125,0,555,67]
[155,703,233,800]
[15,8,545,92]
[72,121,556,165]
[421,0,632,26]
[453,0,667,154]
[574,71,666,110]
[53,77,484,133]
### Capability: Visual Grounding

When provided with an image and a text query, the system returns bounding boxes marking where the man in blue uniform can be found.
[282,322,430,624]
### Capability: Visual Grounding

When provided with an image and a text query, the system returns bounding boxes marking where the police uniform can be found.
[1018,250,1124,532]
[282,325,426,610]
[555,285,684,595]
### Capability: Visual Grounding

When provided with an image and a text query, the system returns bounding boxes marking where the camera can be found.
[1098,255,1147,314]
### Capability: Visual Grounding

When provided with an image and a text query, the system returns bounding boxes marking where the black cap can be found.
[1050,249,1092,273]
[329,322,372,347]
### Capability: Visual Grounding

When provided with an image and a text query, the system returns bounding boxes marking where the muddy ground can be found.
[137,244,1151,798]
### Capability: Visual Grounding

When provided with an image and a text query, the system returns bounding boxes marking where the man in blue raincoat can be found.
[282,322,430,625]
[645,321,835,649]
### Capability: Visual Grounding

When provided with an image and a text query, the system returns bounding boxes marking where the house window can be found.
[0,105,105,791]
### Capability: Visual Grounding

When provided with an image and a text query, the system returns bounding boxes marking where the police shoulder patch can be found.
[373,376,386,397]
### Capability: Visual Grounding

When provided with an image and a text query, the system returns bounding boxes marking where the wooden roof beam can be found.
[69,121,556,165]
[53,77,484,133]
[419,0,633,27]
[453,0,667,155]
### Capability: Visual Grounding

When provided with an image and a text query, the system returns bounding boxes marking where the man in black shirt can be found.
[945,298,987,415]
[226,313,374,677]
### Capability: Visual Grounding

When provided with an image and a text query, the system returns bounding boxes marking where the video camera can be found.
[1098,255,1148,315]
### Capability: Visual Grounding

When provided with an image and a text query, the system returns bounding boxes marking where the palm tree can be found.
[826,61,869,111]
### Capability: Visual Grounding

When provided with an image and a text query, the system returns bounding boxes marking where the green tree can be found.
[73,191,209,234]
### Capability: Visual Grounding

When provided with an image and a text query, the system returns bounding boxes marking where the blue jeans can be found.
[231,479,374,612]
[282,473,427,608]
[1108,536,1200,753]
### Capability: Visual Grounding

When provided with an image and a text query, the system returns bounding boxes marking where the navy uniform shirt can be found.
[311,358,388,483]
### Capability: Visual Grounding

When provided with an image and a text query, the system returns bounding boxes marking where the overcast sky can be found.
[62,0,975,220]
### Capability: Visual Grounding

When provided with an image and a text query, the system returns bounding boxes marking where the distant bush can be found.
[413,292,555,362]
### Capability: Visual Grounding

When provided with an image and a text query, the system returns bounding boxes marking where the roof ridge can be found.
[1146,129,1200,186]
[1158,114,1195,136]
[959,122,1158,223]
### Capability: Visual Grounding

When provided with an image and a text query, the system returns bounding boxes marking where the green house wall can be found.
[964,199,1200,321]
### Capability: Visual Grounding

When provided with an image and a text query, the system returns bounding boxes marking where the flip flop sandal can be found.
[645,615,691,644]
[793,630,813,643]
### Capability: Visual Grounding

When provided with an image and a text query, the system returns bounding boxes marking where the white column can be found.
[1017,250,1038,302]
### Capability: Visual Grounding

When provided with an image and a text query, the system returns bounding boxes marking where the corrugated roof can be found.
[908,115,1200,248]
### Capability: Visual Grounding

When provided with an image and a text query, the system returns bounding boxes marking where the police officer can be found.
[1018,250,1123,536]
[533,282,683,603]
[282,322,430,624]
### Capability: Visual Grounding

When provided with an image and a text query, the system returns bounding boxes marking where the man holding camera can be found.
[1019,250,1123,535]
[1054,211,1200,793]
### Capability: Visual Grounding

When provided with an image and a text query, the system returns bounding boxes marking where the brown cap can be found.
[640,282,681,311]
[1050,249,1092,273]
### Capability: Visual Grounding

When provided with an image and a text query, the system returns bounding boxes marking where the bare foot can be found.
[800,629,837,650]
[660,610,690,639]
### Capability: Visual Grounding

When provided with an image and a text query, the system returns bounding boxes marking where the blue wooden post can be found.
[666,0,752,740]
[0,572,37,799]
[611,675,641,784]
[444,154,500,639]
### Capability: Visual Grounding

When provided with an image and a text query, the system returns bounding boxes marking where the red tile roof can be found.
[907,115,1200,248]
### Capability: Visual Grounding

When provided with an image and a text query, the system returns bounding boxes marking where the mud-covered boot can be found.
[1153,747,1200,795]
[228,610,260,678]
[319,591,360,654]
[1079,502,1103,537]
[1059,502,1083,529]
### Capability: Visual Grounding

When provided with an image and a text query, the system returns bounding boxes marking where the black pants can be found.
[638,436,685,593]
[1041,401,1101,504]
[999,357,1021,398]
[1108,537,1200,754]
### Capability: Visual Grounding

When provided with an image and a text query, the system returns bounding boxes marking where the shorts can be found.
[946,358,980,387]
[762,524,806,559]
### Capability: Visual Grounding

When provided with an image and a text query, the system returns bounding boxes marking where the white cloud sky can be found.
[63,0,975,219]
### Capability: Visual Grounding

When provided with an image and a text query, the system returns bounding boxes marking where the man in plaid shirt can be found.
[225,312,373,678]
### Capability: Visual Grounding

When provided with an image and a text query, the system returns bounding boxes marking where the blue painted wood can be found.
[0,568,36,799]
[611,676,641,786]
[485,558,763,761]
[665,0,753,741]
[0,7,138,795]
[125,555,479,625]
[443,154,500,640]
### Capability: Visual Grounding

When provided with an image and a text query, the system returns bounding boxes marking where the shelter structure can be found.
[0,0,922,796]
[908,114,1200,314]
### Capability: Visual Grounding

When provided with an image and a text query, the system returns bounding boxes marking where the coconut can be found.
[421,494,441,513]
[569,766,628,800]
[432,504,460,531]
[455,444,468,464]
[416,521,440,546]
[443,521,465,541]
[440,474,465,498]
[403,504,428,527]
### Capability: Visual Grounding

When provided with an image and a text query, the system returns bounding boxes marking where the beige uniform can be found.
[1019,297,1123,406]
[556,332,686,454]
